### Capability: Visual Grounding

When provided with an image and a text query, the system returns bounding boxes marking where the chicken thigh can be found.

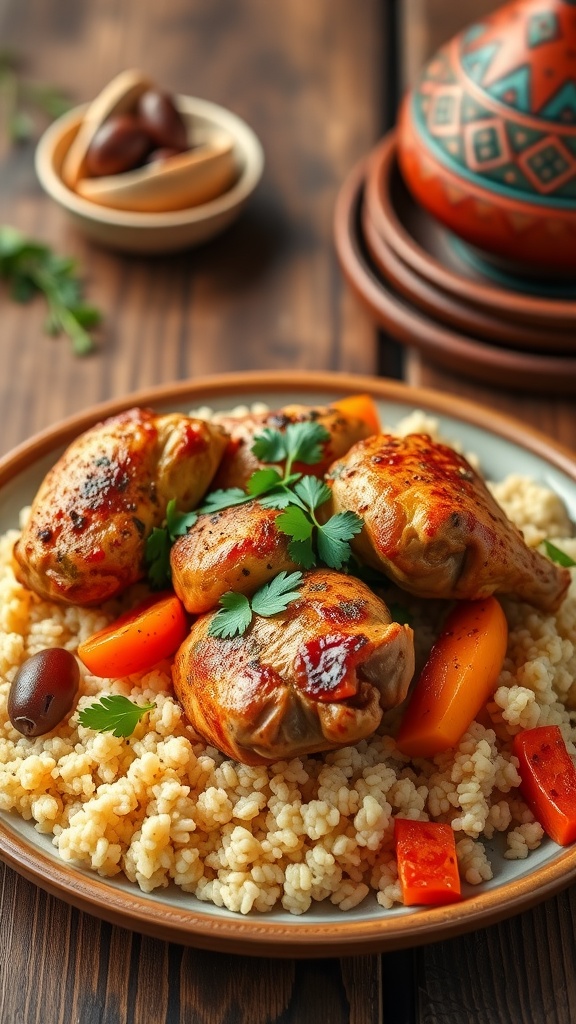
[14,408,228,605]
[173,568,414,765]
[328,433,570,613]
[171,500,297,613]
[211,400,377,491]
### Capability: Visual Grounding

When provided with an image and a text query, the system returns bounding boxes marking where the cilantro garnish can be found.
[199,421,363,570]
[78,695,156,738]
[208,571,303,639]
[0,225,101,355]
[544,540,576,568]
[145,498,198,589]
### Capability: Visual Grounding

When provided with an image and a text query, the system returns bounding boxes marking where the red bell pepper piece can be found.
[513,725,576,846]
[78,592,189,677]
[394,818,461,906]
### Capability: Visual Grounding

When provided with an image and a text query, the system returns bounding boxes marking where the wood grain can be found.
[0,0,390,1022]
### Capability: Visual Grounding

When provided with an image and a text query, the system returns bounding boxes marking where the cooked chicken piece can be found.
[173,568,414,765]
[13,408,228,606]
[171,500,297,613]
[210,401,377,491]
[327,433,570,613]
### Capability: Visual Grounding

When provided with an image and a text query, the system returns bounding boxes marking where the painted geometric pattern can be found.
[456,8,576,123]
[414,27,576,202]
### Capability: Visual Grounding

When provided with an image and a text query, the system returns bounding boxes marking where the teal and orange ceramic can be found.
[398,0,576,273]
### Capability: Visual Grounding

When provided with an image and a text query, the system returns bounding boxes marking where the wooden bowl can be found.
[35,96,264,253]
[334,156,576,393]
[3,370,576,954]
[365,131,576,331]
[397,0,576,273]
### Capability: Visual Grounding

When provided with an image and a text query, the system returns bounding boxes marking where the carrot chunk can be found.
[394,818,461,906]
[330,394,381,436]
[78,592,188,677]
[396,597,508,759]
[513,725,576,846]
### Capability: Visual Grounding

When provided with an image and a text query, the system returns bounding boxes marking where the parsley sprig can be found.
[544,540,576,568]
[0,226,101,355]
[0,50,71,143]
[146,499,198,589]
[208,571,304,638]
[200,421,363,571]
[78,695,156,738]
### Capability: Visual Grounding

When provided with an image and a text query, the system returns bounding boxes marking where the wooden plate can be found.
[361,204,576,354]
[2,370,576,955]
[334,158,576,393]
[364,132,576,332]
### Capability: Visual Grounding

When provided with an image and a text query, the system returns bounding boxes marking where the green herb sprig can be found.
[200,421,363,571]
[146,499,198,589]
[0,51,71,143]
[0,226,101,355]
[544,540,576,568]
[78,695,156,738]
[208,571,304,639]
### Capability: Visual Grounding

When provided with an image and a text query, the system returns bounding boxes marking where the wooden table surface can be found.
[1,1,575,1021]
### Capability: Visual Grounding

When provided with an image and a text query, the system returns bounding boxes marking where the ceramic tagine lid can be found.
[397,0,576,275]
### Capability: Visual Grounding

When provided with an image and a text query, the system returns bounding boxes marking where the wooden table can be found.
[1,1,575,1021]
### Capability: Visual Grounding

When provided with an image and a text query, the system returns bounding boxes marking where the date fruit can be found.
[8,648,80,737]
[85,114,151,177]
[137,89,188,150]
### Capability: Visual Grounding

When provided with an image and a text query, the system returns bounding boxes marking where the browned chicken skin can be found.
[173,569,415,765]
[171,501,297,614]
[13,408,228,605]
[328,433,570,613]
[211,402,376,491]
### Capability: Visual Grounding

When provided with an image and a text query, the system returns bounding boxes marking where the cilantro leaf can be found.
[544,540,576,568]
[251,428,288,464]
[293,475,331,511]
[284,421,330,465]
[250,570,304,616]
[288,537,317,569]
[247,467,283,496]
[208,573,304,638]
[0,225,101,355]
[208,592,253,638]
[316,511,363,569]
[166,498,197,540]
[78,695,156,738]
[258,492,293,510]
[276,505,314,542]
[198,487,251,514]
[145,527,172,589]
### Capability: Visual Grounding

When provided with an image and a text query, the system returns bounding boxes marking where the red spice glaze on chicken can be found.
[13,408,228,606]
[327,433,570,613]
[210,403,377,491]
[173,569,414,765]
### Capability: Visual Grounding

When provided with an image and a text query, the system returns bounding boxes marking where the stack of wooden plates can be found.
[333,131,576,393]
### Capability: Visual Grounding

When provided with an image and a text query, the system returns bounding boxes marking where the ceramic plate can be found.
[1,370,576,957]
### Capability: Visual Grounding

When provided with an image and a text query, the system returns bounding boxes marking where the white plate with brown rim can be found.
[1,370,575,957]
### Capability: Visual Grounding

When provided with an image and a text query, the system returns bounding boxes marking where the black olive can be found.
[85,114,151,177]
[8,648,80,737]
[137,89,188,150]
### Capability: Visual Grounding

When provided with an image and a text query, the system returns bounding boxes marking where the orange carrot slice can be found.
[78,592,188,677]
[331,394,381,436]
[394,818,461,906]
[396,597,508,759]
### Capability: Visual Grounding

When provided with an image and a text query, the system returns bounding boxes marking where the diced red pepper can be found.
[394,818,462,906]
[78,592,189,677]
[513,725,576,846]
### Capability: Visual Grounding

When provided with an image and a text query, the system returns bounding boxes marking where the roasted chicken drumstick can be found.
[14,407,227,605]
[173,568,415,765]
[328,432,570,613]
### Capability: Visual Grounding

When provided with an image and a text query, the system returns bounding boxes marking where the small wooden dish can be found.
[35,96,264,253]
[333,157,576,393]
[364,132,576,332]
